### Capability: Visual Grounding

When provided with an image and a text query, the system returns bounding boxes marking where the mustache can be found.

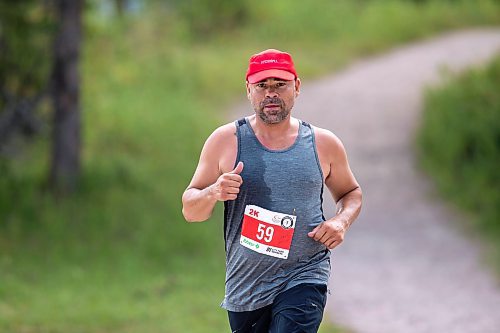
[261,98,283,107]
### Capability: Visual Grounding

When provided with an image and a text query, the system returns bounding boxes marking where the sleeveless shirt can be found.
[221,118,331,312]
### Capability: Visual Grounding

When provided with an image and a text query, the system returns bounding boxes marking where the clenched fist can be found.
[210,161,244,201]
[308,219,347,250]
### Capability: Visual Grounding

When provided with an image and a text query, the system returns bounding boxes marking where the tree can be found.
[49,0,83,193]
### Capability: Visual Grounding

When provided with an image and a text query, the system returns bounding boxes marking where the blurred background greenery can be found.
[0,0,499,332]
[418,54,500,272]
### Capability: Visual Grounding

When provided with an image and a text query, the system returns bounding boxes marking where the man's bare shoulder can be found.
[200,122,238,175]
[311,125,344,150]
[205,122,238,147]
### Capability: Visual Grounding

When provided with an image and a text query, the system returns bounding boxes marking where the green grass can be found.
[417,54,500,275]
[319,317,352,333]
[1,0,500,332]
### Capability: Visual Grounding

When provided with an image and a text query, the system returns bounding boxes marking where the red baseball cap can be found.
[246,49,298,84]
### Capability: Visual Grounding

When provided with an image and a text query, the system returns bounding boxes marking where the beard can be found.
[255,97,291,124]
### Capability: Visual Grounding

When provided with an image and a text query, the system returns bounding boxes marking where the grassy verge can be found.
[417,55,500,275]
[319,317,353,333]
[1,1,500,332]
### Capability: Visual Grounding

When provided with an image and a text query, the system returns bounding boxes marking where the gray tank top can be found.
[221,117,331,312]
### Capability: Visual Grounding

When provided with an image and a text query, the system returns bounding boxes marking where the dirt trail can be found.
[291,29,500,333]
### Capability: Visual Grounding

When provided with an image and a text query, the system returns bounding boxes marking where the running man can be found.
[182,49,362,332]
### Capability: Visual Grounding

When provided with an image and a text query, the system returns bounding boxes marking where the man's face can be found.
[246,77,301,125]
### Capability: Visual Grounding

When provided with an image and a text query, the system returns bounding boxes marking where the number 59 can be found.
[256,224,274,243]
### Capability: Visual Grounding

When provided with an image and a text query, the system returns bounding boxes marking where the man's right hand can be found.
[209,162,244,201]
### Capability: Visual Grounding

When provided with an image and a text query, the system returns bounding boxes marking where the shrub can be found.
[418,55,500,237]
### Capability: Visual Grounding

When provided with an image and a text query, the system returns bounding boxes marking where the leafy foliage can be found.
[418,55,500,251]
[0,1,54,97]
[174,0,250,38]
[0,1,55,148]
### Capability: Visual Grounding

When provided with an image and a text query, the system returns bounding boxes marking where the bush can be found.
[418,55,500,239]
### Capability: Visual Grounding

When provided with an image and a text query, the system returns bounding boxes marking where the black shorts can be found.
[227,283,328,333]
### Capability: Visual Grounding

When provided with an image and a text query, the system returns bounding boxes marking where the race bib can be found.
[240,205,296,259]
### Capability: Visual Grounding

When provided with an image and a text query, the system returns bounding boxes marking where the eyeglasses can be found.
[251,80,294,93]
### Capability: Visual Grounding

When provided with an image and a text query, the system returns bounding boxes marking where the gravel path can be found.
[290,29,500,333]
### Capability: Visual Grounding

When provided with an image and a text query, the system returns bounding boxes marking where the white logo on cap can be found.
[261,59,278,64]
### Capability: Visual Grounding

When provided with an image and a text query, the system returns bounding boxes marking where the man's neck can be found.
[250,115,297,139]
[248,115,299,150]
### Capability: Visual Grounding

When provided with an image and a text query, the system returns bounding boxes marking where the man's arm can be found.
[181,124,241,222]
[308,128,362,249]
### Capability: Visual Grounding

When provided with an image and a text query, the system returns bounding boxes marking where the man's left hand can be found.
[307,219,347,250]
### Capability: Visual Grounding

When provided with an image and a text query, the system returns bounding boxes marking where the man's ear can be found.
[295,78,301,97]
[246,81,251,99]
